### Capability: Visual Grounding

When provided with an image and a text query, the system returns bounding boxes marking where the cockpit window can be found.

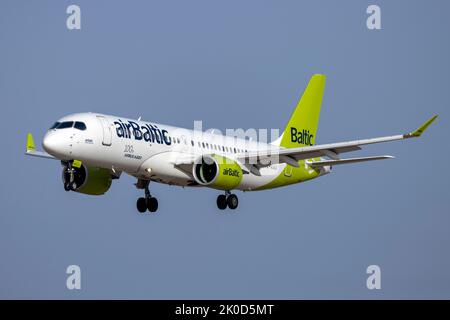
[49,122,60,129]
[74,121,87,130]
[56,121,74,129]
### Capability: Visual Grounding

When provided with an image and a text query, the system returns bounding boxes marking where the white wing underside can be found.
[25,150,55,159]
[307,155,394,167]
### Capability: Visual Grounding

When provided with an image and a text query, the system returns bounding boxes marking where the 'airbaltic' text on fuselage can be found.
[114,119,171,145]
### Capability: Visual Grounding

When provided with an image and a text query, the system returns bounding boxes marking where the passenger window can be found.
[74,122,87,130]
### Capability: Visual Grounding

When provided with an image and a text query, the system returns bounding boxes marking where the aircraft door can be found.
[96,115,112,146]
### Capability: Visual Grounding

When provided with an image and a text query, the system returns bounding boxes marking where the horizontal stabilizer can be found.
[308,155,394,167]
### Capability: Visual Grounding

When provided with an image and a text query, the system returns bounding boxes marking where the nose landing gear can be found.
[136,179,158,214]
[217,191,238,210]
[62,161,78,191]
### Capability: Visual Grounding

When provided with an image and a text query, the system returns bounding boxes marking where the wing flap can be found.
[308,155,394,167]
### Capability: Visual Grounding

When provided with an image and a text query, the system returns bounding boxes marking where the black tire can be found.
[136,197,147,213]
[70,182,77,191]
[147,197,158,212]
[64,182,71,192]
[227,194,238,210]
[217,195,227,210]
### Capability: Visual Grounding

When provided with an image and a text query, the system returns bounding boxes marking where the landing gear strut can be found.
[62,161,77,191]
[136,180,158,213]
[217,191,238,210]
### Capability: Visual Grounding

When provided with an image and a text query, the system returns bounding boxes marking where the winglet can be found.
[25,133,55,159]
[404,115,438,138]
[26,133,36,152]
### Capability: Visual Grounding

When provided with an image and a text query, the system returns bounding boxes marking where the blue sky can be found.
[0,0,449,298]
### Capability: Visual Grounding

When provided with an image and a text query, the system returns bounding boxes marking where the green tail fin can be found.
[279,74,326,148]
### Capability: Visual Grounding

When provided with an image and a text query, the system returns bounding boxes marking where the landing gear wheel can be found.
[136,197,147,213]
[135,179,159,213]
[227,194,238,210]
[217,195,227,210]
[147,197,158,212]
[70,182,77,191]
[64,182,71,192]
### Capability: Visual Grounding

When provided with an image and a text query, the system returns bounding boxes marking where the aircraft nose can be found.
[43,132,69,158]
[42,133,58,155]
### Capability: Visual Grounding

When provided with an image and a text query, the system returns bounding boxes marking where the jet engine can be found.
[62,164,112,195]
[192,154,243,190]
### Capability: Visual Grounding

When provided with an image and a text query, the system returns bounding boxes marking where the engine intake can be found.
[62,164,112,195]
[193,154,243,190]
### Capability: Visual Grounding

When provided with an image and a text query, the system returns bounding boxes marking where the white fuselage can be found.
[42,112,298,191]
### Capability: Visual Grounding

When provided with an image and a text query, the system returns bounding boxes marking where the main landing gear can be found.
[136,180,158,213]
[217,191,238,210]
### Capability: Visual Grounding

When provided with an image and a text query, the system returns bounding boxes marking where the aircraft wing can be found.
[172,153,198,178]
[239,115,438,170]
[25,133,55,159]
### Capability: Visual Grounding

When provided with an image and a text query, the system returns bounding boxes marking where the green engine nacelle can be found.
[193,154,243,190]
[62,164,112,195]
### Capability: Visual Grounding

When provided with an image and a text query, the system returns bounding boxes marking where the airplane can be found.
[25,74,437,213]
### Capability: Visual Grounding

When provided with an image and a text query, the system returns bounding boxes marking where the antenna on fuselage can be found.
[137,116,142,121]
